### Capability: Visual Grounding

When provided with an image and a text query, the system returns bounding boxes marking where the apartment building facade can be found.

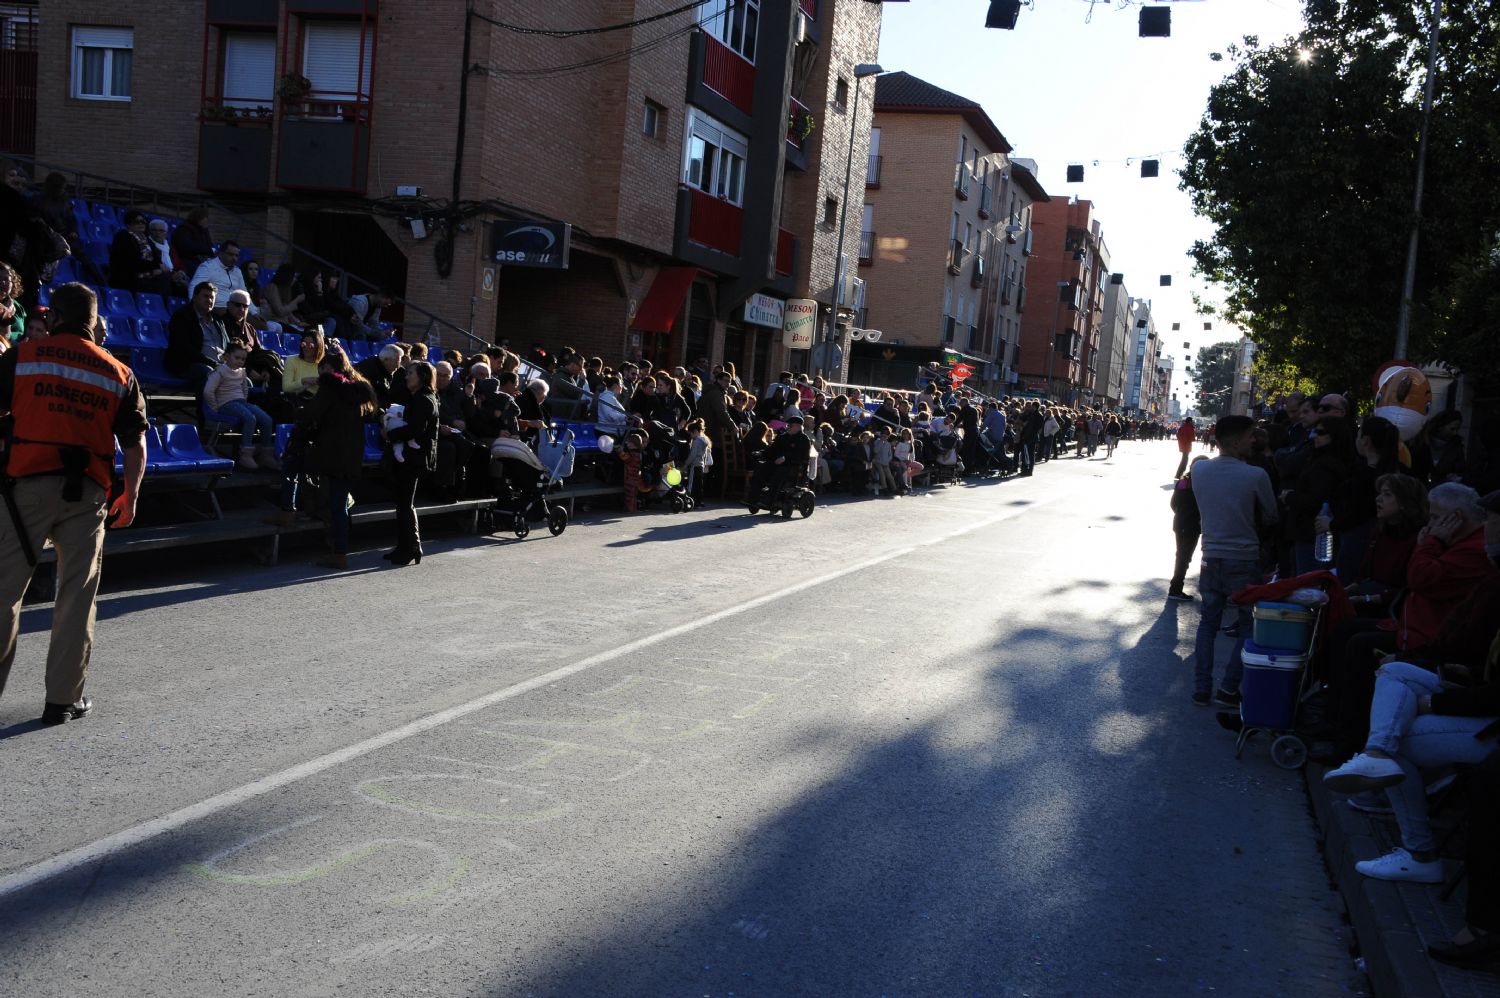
[1096,273,1133,408]
[1125,296,1162,416]
[857,71,1046,393]
[26,0,880,386]
[1016,196,1106,403]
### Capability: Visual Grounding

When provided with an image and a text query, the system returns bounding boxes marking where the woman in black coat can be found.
[108,210,171,299]
[298,349,378,569]
[384,361,439,566]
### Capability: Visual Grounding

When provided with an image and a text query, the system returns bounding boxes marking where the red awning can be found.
[631,266,697,334]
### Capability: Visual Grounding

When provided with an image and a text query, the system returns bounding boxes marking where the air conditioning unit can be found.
[851,276,866,310]
[795,11,809,43]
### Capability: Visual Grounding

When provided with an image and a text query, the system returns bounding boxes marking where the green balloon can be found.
[666,468,683,486]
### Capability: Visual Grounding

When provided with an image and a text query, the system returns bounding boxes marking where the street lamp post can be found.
[819,62,883,380]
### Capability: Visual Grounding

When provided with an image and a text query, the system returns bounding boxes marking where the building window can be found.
[832,76,848,112]
[301,20,373,101]
[683,108,749,205]
[71,26,133,101]
[822,196,838,227]
[221,31,276,110]
[643,99,664,138]
[701,0,759,63]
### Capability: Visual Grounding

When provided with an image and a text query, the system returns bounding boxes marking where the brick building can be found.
[21,0,880,387]
[1016,197,1108,403]
[857,71,1047,393]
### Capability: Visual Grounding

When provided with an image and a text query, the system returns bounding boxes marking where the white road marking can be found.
[0,492,1051,898]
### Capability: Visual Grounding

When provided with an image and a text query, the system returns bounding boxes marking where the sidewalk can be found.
[1307,762,1500,998]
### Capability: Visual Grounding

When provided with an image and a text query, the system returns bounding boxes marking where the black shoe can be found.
[1430,931,1500,970]
[1222,624,1240,637]
[1214,711,1244,733]
[1192,691,1212,707]
[1167,589,1195,602]
[40,696,92,725]
[1213,688,1242,708]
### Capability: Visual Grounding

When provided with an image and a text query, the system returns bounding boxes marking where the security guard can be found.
[0,282,147,724]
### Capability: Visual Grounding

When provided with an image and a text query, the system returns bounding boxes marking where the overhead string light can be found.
[1063,149,1182,182]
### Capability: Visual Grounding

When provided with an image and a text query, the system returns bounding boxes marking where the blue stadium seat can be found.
[88,201,122,228]
[168,296,188,314]
[82,241,110,271]
[348,341,372,362]
[128,348,187,388]
[37,284,52,307]
[100,315,138,348]
[133,318,168,347]
[275,332,298,355]
[51,257,82,284]
[135,292,169,321]
[363,422,383,464]
[103,288,141,318]
[144,426,198,473]
[275,423,295,458]
[68,197,89,224]
[163,423,234,472]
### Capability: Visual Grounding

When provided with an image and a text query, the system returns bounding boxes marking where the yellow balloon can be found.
[666,468,683,487]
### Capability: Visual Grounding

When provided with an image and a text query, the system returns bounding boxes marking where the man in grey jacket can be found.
[1190,415,1278,707]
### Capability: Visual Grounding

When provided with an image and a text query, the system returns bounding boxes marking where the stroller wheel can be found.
[796,493,815,518]
[513,514,530,539]
[1270,735,1308,771]
[746,505,759,515]
[547,508,569,536]
[669,493,686,513]
[780,500,794,518]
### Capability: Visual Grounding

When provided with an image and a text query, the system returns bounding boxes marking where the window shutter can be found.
[302,22,372,98]
[75,26,132,49]
[223,32,276,105]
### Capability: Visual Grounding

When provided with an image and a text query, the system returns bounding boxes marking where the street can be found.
[0,445,1359,997]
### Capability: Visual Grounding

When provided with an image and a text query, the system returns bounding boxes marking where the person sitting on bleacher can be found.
[355,344,404,408]
[0,261,24,345]
[107,211,169,301]
[222,289,261,351]
[519,379,552,449]
[282,328,324,401]
[165,281,229,395]
[145,219,186,295]
[431,360,472,501]
[189,240,247,314]
[345,287,391,341]
[204,344,280,472]
[169,207,214,278]
[264,264,306,329]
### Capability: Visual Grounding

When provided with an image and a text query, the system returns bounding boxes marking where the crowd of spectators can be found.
[1178,394,1500,971]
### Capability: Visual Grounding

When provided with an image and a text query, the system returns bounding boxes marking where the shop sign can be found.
[491,219,571,269]
[743,293,785,329]
[782,298,817,349]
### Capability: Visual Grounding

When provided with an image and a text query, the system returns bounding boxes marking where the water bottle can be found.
[1314,502,1334,564]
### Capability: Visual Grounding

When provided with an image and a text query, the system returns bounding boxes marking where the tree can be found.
[1180,1,1500,401]
[1191,341,1240,418]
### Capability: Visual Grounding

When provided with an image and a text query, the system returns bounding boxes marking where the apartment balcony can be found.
[858,229,874,266]
[970,254,984,288]
[197,114,272,192]
[955,166,970,201]
[1016,284,1026,313]
[787,95,809,150]
[276,96,371,193]
[978,184,993,220]
[799,0,817,16]
[866,154,881,188]
[947,238,967,276]
[687,188,743,256]
[701,33,754,117]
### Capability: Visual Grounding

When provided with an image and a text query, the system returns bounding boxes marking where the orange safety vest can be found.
[7,333,132,492]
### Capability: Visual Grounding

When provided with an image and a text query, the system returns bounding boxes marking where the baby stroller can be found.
[927,430,964,484]
[976,429,1013,478]
[747,456,816,519]
[488,428,574,539]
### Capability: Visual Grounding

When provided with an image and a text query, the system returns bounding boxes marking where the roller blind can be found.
[302,21,372,98]
[223,32,275,106]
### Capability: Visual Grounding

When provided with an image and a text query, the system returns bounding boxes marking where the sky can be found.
[876,0,1307,408]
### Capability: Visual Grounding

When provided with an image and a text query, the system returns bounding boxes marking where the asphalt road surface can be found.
[1,442,1362,997]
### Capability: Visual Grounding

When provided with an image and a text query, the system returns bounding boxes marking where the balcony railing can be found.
[277,91,372,192]
[970,254,984,288]
[686,187,744,257]
[943,315,957,343]
[955,166,970,200]
[702,33,754,116]
[978,184,993,219]
[776,227,795,276]
[858,229,875,265]
[866,154,881,188]
[787,95,808,150]
[799,0,817,16]
[947,238,967,275]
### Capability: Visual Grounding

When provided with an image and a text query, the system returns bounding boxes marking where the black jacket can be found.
[297,371,376,481]
[355,356,396,408]
[165,304,229,376]
[464,383,520,439]
[388,389,439,473]
[108,230,156,291]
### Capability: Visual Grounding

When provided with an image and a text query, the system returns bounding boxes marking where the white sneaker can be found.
[1323,753,1406,793]
[1355,848,1443,884]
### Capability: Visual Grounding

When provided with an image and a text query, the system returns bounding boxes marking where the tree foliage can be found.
[1191,341,1240,418]
[1180,0,1500,401]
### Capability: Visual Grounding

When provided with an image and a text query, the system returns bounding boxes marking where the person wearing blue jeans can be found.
[1188,415,1279,707]
[202,345,279,471]
[1323,661,1499,884]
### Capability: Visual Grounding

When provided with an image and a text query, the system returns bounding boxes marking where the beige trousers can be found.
[0,476,108,705]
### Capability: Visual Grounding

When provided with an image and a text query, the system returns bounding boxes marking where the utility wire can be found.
[471,0,713,39]
[485,20,706,79]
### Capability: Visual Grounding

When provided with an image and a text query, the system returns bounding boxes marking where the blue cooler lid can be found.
[1242,638,1307,665]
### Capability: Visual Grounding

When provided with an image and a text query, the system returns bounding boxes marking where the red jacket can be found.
[1234,571,1354,652]
[1398,528,1496,649]
[1177,421,1196,453]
